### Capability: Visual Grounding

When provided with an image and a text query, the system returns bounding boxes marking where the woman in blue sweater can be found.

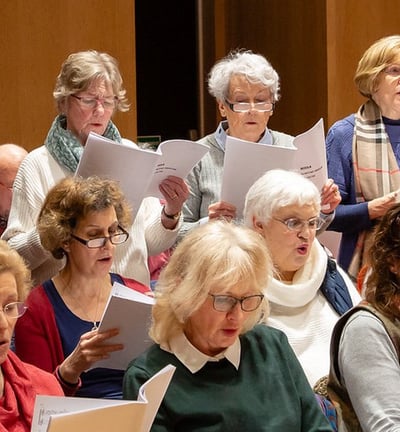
[326,35,400,279]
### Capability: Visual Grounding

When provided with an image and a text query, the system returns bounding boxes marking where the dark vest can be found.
[328,302,400,431]
[320,257,353,315]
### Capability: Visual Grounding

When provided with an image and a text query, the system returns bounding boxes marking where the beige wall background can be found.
[1,1,400,151]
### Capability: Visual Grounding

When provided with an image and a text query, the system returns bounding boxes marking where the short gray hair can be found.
[243,169,321,227]
[208,49,280,102]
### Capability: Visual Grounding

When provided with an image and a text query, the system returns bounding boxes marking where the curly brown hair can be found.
[38,176,132,259]
[366,203,400,318]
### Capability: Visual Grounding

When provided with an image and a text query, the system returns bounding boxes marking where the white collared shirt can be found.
[161,331,241,373]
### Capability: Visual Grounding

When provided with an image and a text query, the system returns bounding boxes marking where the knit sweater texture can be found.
[180,127,294,237]
[123,325,332,432]
[1,145,179,286]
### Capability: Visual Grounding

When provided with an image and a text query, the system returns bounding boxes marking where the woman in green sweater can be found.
[123,221,332,431]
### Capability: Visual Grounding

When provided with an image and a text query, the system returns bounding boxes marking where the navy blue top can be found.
[43,273,125,399]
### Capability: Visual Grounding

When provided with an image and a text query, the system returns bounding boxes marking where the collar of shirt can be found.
[214,120,273,151]
[161,331,241,373]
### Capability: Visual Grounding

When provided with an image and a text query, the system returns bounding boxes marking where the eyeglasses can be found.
[209,293,264,312]
[71,226,129,249]
[71,94,117,110]
[225,100,275,113]
[383,64,400,78]
[0,302,27,319]
[273,216,323,232]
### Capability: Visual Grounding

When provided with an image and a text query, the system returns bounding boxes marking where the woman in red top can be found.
[0,240,63,432]
[14,176,150,399]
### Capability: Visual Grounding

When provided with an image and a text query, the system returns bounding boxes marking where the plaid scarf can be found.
[348,100,400,279]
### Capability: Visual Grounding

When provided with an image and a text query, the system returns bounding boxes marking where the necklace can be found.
[57,274,103,331]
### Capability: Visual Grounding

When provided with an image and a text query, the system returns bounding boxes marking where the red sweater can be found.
[14,275,149,395]
[0,351,63,432]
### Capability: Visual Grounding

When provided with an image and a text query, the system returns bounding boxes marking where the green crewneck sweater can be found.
[123,325,332,431]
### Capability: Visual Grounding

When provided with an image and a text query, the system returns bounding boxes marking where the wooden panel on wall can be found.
[212,0,327,136]
[0,0,136,151]
[326,0,400,129]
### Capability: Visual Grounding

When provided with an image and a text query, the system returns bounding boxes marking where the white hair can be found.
[208,50,280,102]
[243,169,321,227]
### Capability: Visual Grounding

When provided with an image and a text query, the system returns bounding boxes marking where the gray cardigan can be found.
[180,128,294,238]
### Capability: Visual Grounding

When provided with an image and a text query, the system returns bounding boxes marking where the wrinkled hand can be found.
[320,179,341,214]
[368,191,398,219]
[59,328,123,384]
[208,201,237,221]
[159,175,190,216]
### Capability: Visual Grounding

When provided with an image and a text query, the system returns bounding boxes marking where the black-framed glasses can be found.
[0,302,27,319]
[71,94,117,110]
[209,293,264,312]
[383,64,400,78]
[273,216,323,232]
[71,226,129,249]
[225,100,275,113]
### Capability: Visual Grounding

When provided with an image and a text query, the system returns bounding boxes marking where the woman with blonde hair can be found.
[327,35,400,278]
[0,240,63,431]
[124,221,332,431]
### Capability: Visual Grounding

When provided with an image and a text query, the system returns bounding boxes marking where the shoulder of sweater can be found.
[328,114,355,134]
[245,324,289,344]
[25,284,52,307]
[19,146,61,174]
[197,133,219,150]
[269,129,294,147]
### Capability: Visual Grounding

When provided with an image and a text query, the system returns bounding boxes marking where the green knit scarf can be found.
[45,115,122,173]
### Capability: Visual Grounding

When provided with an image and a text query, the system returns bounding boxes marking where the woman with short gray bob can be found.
[244,169,360,389]
[180,50,340,239]
[208,50,280,103]
[124,221,333,431]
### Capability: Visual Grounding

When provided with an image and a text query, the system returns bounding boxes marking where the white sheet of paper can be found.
[94,282,155,370]
[220,118,327,218]
[31,364,176,432]
[76,133,208,218]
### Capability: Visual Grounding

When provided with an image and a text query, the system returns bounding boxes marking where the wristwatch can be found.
[162,206,181,221]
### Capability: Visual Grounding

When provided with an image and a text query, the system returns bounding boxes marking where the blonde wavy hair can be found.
[150,221,271,345]
[0,240,31,301]
[354,35,400,98]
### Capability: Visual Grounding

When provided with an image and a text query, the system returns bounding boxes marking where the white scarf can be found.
[267,241,327,307]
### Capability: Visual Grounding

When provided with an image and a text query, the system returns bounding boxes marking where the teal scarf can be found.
[45,115,122,173]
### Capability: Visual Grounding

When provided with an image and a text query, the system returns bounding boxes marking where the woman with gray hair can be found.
[180,49,339,237]
[2,50,188,287]
[243,169,360,389]
[123,221,333,431]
